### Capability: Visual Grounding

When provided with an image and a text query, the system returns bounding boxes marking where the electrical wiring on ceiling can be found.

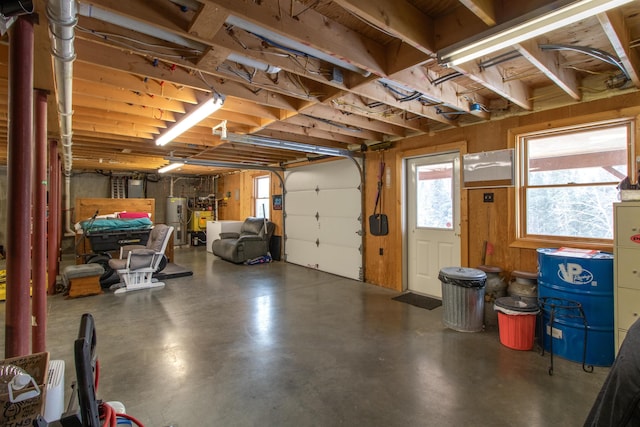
[539,44,630,81]
[331,99,402,119]
[379,81,443,107]
[226,25,327,78]
[300,114,364,132]
[76,25,201,60]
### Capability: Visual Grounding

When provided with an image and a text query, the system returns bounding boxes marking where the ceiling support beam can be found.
[516,39,581,101]
[332,0,435,55]
[458,0,497,26]
[598,10,640,88]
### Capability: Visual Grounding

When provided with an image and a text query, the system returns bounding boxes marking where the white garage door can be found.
[284,159,362,280]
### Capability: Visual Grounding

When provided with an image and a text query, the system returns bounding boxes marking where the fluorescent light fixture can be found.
[227,53,281,74]
[156,94,225,146]
[165,157,285,172]
[222,132,355,158]
[158,162,184,173]
[438,0,634,67]
[226,15,371,77]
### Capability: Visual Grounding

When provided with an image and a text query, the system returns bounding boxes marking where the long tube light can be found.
[438,0,634,67]
[164,157,285,172]
[225,15,371,77]
[221,132,355,158]
[156,94,225,146]
[158,162,184,173]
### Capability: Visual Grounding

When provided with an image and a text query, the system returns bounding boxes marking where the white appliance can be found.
[44,360,65,422]
[206,220,243,253]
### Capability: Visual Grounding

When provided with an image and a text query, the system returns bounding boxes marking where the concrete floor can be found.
[1,246,608,426]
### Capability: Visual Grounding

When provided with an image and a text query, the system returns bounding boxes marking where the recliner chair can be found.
[212,217,275,263]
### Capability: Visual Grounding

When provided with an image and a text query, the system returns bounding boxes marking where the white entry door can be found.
[406,152,461,298]
[284,159,362,280]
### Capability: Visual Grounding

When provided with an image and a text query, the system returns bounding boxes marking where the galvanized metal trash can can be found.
[439,267,487,332]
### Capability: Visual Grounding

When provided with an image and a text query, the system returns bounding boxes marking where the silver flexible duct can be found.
[46,0,77,235]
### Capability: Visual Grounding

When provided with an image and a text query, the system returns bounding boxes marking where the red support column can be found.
[5,16,35,358]
[48,140,60,295]
[32,89,48,353]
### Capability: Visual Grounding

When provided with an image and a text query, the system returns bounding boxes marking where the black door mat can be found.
[392,292,442,310]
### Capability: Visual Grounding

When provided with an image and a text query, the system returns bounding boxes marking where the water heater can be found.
[166,197,188,245]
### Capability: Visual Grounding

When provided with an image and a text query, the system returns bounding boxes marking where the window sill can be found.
[509,237,613,253]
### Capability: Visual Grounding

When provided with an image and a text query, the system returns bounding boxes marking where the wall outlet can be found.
[483,192,494,203]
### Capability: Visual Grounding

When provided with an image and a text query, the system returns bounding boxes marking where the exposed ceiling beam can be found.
[456,62,532,110]
[203,0,387,76]
[332,0,435,55]
[74,38,301,112]
[458,0,497,26]
[516,39,581,101]
[330,93,430,133]
[597,10,640,88]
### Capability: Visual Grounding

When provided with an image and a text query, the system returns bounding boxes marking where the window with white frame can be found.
[255,175,270,219]
[518,120,632,242]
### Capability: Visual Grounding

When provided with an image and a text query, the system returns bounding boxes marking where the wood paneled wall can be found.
[229,91,640,292]
[217,171,284,238]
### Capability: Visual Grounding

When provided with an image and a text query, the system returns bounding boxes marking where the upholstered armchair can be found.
[212,217,275,263]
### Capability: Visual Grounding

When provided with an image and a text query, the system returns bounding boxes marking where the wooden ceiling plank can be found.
[73,122,155,139]
[516,39,581,101]
[357,80,458,126]
[74,114,160,134]
[332,0,435,55]
[392,66,490,119]
[283,115,383,141]
[73,79,187,112]
[385,41,433,75]
[188,3,229,40]
[265,121,369,145]
[75,39,300,112]
[212,27,351,92]
[458,0,497,26]
[597,10,640,88]
[73,106,169,128]
[456,63,532,110]
[73,93,177,122]
[204,0,387,76]
[74,62,199,104]
[331,93,430,133]
[302,104,407,137]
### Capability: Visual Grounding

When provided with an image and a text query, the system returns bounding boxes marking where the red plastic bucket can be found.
[495,296,539,351]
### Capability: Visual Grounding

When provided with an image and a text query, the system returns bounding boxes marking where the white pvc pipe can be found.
[64,175,74,236]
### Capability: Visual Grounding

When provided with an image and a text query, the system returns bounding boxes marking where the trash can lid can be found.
[438,267,487,288]
[494,296,539,314]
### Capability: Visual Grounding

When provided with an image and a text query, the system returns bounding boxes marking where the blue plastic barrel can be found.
[537,248,614,367]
